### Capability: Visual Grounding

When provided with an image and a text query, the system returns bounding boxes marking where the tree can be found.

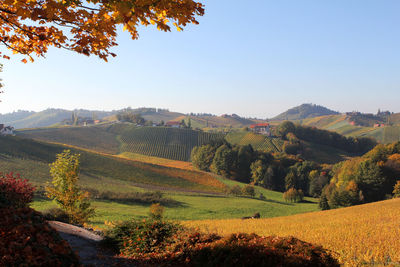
[210,144,235,178]
[0,0,204,62]
[191,144,216,171]
[46,150,94,224]
[278,121,296,138]
[393,181,400,198]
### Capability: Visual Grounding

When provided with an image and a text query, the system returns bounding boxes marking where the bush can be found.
[131,232,339,267]
[393,180,400,198]
[0,172,35,208]
[42,207,70,223]
[227,185,242,196]
[149,203,165,220]
[283,188,304,203]
[242,184,256,197]
[103,218,182,257]
[0,207,80,266]
[180,233,339,267]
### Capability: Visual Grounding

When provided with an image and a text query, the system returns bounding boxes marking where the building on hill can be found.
[0,124,14,135]
[250,123,271,136]
[166,121,181,128]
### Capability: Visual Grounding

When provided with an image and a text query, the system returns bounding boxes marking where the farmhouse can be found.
[166,121,181,128]
[250,123,271,136]
[0,124,14,135]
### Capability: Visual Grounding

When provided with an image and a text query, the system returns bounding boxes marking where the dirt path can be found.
[48,221,135,267]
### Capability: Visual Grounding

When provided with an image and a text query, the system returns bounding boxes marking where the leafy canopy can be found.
[0,0,204,62]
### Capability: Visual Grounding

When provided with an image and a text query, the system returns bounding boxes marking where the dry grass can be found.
[184,198,400,266]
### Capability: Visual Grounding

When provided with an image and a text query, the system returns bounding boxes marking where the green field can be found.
[18,124,224,161]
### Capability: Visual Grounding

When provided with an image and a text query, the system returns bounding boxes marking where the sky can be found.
[0,0,399,119]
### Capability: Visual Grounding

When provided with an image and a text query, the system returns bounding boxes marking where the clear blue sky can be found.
[1,0,399,118]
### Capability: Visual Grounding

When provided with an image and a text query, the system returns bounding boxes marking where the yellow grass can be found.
[118,152,194,170]
[184,198,400,266]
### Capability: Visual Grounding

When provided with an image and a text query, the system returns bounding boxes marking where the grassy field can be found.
[184,198,400,266]
[31,184,319,228]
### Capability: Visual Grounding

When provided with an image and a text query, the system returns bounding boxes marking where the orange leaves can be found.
[0,0,204,61]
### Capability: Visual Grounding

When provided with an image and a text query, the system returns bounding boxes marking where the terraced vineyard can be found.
[119,127,225,161]
[225,131,283,153]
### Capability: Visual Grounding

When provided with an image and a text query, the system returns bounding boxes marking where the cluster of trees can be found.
[320,142,400,209]
[277,121,376,154]
[117,111,146,125]
[191,141,327,198]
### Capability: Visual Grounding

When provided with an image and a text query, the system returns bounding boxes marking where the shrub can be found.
[0,206,80,266]
[103,218,182,257]
[242,184,256,197]
[283,188,304,203]
[393,180,400,198]
[149,203,165,220]
[181,233,339,267]
[227,185,242,196]
[0,172,35,208]
[42,207,70,223]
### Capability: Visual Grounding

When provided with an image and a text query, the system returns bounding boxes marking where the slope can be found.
[18,124,225,161]
[185,198,400,266]
[0,135,226,193]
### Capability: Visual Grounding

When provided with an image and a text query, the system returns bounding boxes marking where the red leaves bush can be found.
[0,172,35,208]
[0,206,80,266]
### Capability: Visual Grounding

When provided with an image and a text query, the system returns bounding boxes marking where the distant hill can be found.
[0,108,117,129]
[272,104,340,121]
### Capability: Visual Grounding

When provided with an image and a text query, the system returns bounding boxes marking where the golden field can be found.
[184,198,400,266]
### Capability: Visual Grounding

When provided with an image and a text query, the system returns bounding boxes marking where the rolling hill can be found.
[300,114,400,144]
[0,135,226,193]
[17,124,225,161]
[272,104,340,121]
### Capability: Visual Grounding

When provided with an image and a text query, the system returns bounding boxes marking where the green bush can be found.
[241,184,256,197]
[103,218,182,257]
[227,185,242,196]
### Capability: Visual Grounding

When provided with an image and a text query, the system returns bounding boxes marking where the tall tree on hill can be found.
[211,144,235,178]
[0,0,204,62]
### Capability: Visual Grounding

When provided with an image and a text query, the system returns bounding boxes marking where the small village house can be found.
[250,123,271,136]
[166,121,181,128]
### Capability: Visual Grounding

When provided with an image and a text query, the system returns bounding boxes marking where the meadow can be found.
[184,198,400,266]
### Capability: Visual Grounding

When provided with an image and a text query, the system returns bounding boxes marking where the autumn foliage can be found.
[0,0,204,62]
[0,206,80,266]
[0,172,35,208]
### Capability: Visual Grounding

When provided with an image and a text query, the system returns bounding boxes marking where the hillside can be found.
[0,135,319,226]
[226,130,354,164]
[0,135,226,193]
[18,124,225,161]
[272,104,339,121]
[301,114,400,144]
[185,198,400,266]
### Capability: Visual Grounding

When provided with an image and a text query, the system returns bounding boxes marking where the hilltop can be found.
[272,104,340,121]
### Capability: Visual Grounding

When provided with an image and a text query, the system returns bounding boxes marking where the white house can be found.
[0,124,14,135]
